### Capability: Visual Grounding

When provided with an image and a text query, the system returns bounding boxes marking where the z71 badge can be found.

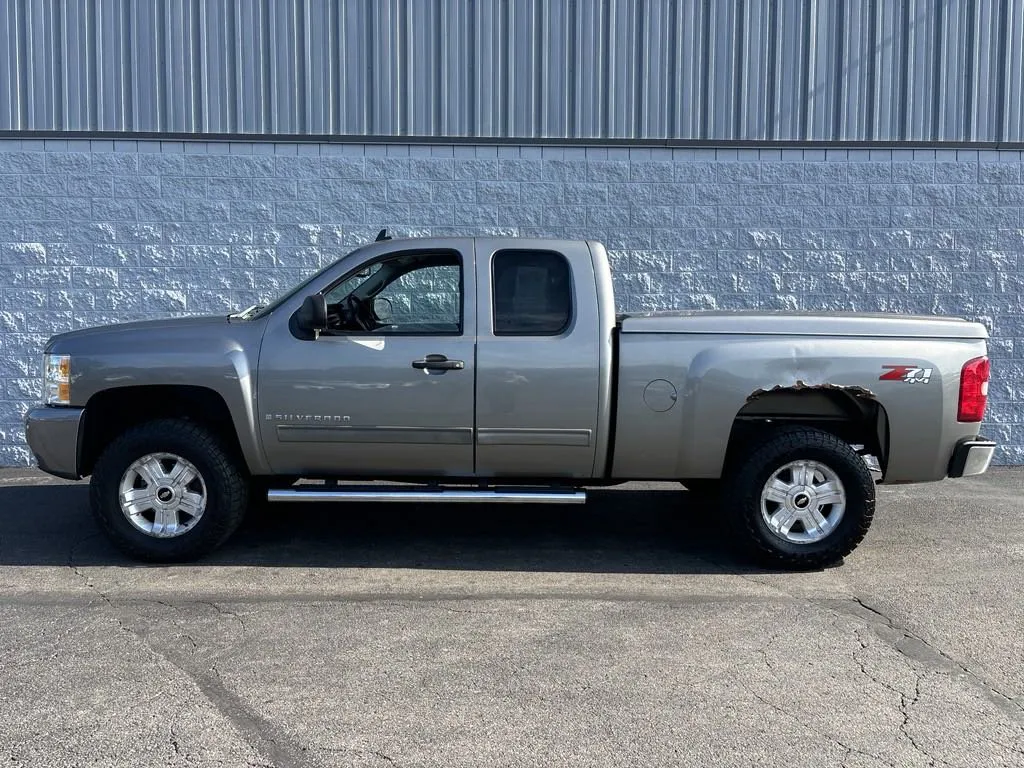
[879,365,933,384]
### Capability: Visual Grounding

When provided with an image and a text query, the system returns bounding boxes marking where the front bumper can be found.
[947,436,997,478]
[24,406,85,480]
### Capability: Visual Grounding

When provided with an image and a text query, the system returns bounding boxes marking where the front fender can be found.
[55,319,271,475]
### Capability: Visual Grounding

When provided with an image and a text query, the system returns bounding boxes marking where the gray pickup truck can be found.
[25,235,995,568]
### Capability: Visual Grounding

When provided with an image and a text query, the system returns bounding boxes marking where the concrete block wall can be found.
[1,139,1022,466]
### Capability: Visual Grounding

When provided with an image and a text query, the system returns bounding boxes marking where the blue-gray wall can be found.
[2,0,1023,141]
[1,1,1022,466]
[0,137,1021,465]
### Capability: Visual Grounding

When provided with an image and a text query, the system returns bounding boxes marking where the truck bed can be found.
[611,309,989,484]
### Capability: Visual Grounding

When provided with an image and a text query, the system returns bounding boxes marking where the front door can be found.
[258,244,476,477]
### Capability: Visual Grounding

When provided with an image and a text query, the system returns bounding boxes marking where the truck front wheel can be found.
[89,418,248,562]
[728,427,875,569]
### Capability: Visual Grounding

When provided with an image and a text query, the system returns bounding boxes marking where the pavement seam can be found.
[0,590,801,606]
[65,556,314,767]
[136,616,316,768]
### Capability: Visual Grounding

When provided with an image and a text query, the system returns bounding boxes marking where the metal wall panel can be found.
[1,0,1022,142]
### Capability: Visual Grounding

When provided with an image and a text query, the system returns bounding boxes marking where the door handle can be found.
[412,354,465,371]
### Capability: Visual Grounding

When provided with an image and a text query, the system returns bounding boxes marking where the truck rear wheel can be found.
[89,418,248,562]
[727,427,875,569]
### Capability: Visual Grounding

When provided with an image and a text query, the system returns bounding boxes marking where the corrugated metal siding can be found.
[1,0,1022,142]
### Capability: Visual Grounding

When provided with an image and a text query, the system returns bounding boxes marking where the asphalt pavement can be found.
[0,468,1022,767]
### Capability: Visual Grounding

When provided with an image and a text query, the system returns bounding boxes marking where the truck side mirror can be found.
[373,296,393,323]
[296,294,328,338]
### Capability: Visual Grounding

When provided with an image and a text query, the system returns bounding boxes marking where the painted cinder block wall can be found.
[0,138,1021,466]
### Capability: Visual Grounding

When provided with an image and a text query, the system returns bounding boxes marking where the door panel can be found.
[258,245,476,477]
[473,240,603,479]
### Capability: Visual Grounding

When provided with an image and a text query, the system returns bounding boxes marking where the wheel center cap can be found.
[157,487,174,504]
[793,493,811,509]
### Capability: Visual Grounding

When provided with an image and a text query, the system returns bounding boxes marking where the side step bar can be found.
[267,487,586,504]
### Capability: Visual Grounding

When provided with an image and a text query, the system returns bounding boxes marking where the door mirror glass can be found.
[295,294,328,337]
[373,296,394,324]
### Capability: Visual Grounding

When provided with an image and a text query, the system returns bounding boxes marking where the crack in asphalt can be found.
[981,733,1024,757]
[369,749,402,766]
[168,705,184,758]
[66,532,106,598]
[731,576,1024,763]
[897,673,942,768]
[199,599,249,637]
[731,570,1024,723]
[438,605,500,614]
[754,618,909,768]
[842,599,1024,765]
[55,541,1022,766]
[740,681,887,767]
[63,559,314,768]
[161,656,315,768]
[754,624,780,675]
[66,555,227,764]
[853,639,959,768]
[841,596,1024,718]
[317,745,405,766]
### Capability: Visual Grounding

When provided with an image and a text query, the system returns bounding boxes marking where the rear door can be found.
[473,239,604,479]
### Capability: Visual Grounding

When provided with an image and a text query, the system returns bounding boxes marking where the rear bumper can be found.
[947,437,997,478]
[24,406,85,480]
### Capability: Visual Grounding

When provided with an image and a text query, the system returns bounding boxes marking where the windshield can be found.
[244,247,361,320]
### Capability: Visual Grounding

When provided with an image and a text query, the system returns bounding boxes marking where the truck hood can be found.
[619,311,988,339]
[45,315,232,353]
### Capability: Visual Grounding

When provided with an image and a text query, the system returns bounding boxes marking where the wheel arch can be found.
[80,385,247,477]
[724,387,890,479]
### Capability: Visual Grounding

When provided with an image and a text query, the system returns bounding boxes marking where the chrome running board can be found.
[267,487,586,504]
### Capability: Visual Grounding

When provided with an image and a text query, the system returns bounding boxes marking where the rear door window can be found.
[491,250,572,335]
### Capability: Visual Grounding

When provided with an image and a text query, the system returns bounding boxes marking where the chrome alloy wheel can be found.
[760,460,846,544]
[117,453,207,538]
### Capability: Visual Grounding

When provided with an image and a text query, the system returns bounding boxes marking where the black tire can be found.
[727,426,875,570]
[89,418,248,562]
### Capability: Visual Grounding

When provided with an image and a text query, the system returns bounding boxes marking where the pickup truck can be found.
[24,235,996,568]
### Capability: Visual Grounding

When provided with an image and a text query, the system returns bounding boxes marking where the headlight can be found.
[43,354,71,405]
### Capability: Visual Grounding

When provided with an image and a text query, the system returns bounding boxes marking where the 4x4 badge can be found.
[880,365,933,384]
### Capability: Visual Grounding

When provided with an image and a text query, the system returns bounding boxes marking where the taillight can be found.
[957,356,990,422]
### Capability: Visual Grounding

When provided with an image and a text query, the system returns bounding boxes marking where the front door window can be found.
[323,252,463,335]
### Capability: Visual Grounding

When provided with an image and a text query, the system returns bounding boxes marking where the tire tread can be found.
[89,418,248,562]
[727,426,875,569]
